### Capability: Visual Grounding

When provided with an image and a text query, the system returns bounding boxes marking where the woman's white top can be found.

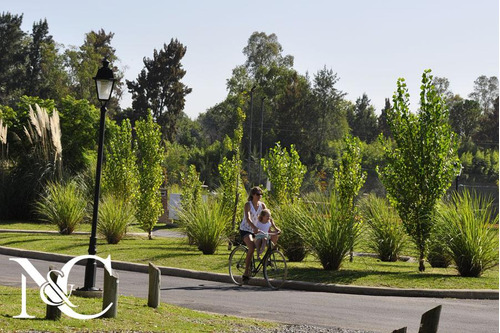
[240,201,263,233]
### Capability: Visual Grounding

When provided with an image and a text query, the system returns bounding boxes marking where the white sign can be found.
[10,254,113,320]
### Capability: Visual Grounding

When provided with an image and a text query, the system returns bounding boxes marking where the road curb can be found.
[1,246,497,300]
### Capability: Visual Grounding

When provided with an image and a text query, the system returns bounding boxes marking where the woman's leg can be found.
[243,234,255,277]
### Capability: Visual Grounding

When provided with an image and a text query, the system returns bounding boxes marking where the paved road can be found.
[1,254,498,333]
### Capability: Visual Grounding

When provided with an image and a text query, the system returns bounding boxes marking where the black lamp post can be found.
[82,58,115,291]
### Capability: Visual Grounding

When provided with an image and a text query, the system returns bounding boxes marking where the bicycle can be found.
[228,232,287,289]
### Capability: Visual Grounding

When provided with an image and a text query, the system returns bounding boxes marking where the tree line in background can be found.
[0,12,498,219]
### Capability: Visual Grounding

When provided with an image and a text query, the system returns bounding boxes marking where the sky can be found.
[3,0,499,119]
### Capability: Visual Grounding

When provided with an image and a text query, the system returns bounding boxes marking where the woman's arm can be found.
[244,202,259,233]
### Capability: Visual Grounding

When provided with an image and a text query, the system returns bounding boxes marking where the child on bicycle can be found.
[255,209,280,260]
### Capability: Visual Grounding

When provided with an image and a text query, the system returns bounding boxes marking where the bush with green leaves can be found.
[294,192,362,270]
[35,181,87,235]
[102,119,138,205]
[435,190,499,277]
[262,142,306,205]
[178,197,230,255]
[97,195,137,244]
[359,194,407,262]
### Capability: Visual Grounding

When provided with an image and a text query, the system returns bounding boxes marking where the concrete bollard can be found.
[418,305,442,333]
[45,265,61,320]
[148,262,161,308]
[102,270,119,318]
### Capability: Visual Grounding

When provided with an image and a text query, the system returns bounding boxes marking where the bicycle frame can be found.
[251,234,278,276]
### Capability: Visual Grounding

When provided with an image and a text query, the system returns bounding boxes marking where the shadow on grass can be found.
[286,266,457,285]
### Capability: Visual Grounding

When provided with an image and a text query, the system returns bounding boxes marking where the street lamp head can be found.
[93,58,116,106]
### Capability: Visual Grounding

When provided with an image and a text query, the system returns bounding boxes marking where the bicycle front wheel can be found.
[263,249,287,289]
[229,245,248,285]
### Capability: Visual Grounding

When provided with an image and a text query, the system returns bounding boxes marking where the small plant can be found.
[359,194,407,262]
[35,181,87,235]
[98,195,137,244]
[294,192,362,270]
[178,197,230,255]
[436,190,499,277]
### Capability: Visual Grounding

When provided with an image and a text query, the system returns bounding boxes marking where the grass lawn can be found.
[0,220,146,234]
[0,228,497,290]
[0,285,277,332]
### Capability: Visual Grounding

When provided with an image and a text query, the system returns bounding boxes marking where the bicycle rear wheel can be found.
[263,249,287,289]
[229,245,248,285]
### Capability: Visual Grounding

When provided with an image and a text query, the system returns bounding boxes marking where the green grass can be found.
[0,220,146,234]
[0,285,278,332]
[0,230,497,290]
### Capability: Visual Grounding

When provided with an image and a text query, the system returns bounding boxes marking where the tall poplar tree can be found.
[135,115,164,239]
[378,70,459,272]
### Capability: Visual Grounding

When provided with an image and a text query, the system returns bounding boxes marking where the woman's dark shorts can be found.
[240,230,254,240]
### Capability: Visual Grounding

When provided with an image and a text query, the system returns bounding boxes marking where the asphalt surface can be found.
[0,228,498,332]
[1,253,498,333]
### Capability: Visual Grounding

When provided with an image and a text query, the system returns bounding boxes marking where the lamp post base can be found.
[73,287,103,298]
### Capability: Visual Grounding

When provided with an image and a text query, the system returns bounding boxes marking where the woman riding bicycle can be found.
[239,186,267,283]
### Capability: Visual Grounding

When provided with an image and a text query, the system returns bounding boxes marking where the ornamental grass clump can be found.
[178,197,230,255]
[273,202,308,262]
[436,190,499,277]
[294,192,362,270]
[35,181,87,235]
[97,195,137,244]
[427,214,453,268]
[359,194,407,262]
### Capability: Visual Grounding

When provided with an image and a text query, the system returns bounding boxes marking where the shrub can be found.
[261,142,306,205]
[35,181,87,235]
[273,202,308,262]
[436,190,499,277]
[427,232,452,268]
[97,195,137,244]
[178,197,230,255]
[359,194,407,262]
[294,192,362,270]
